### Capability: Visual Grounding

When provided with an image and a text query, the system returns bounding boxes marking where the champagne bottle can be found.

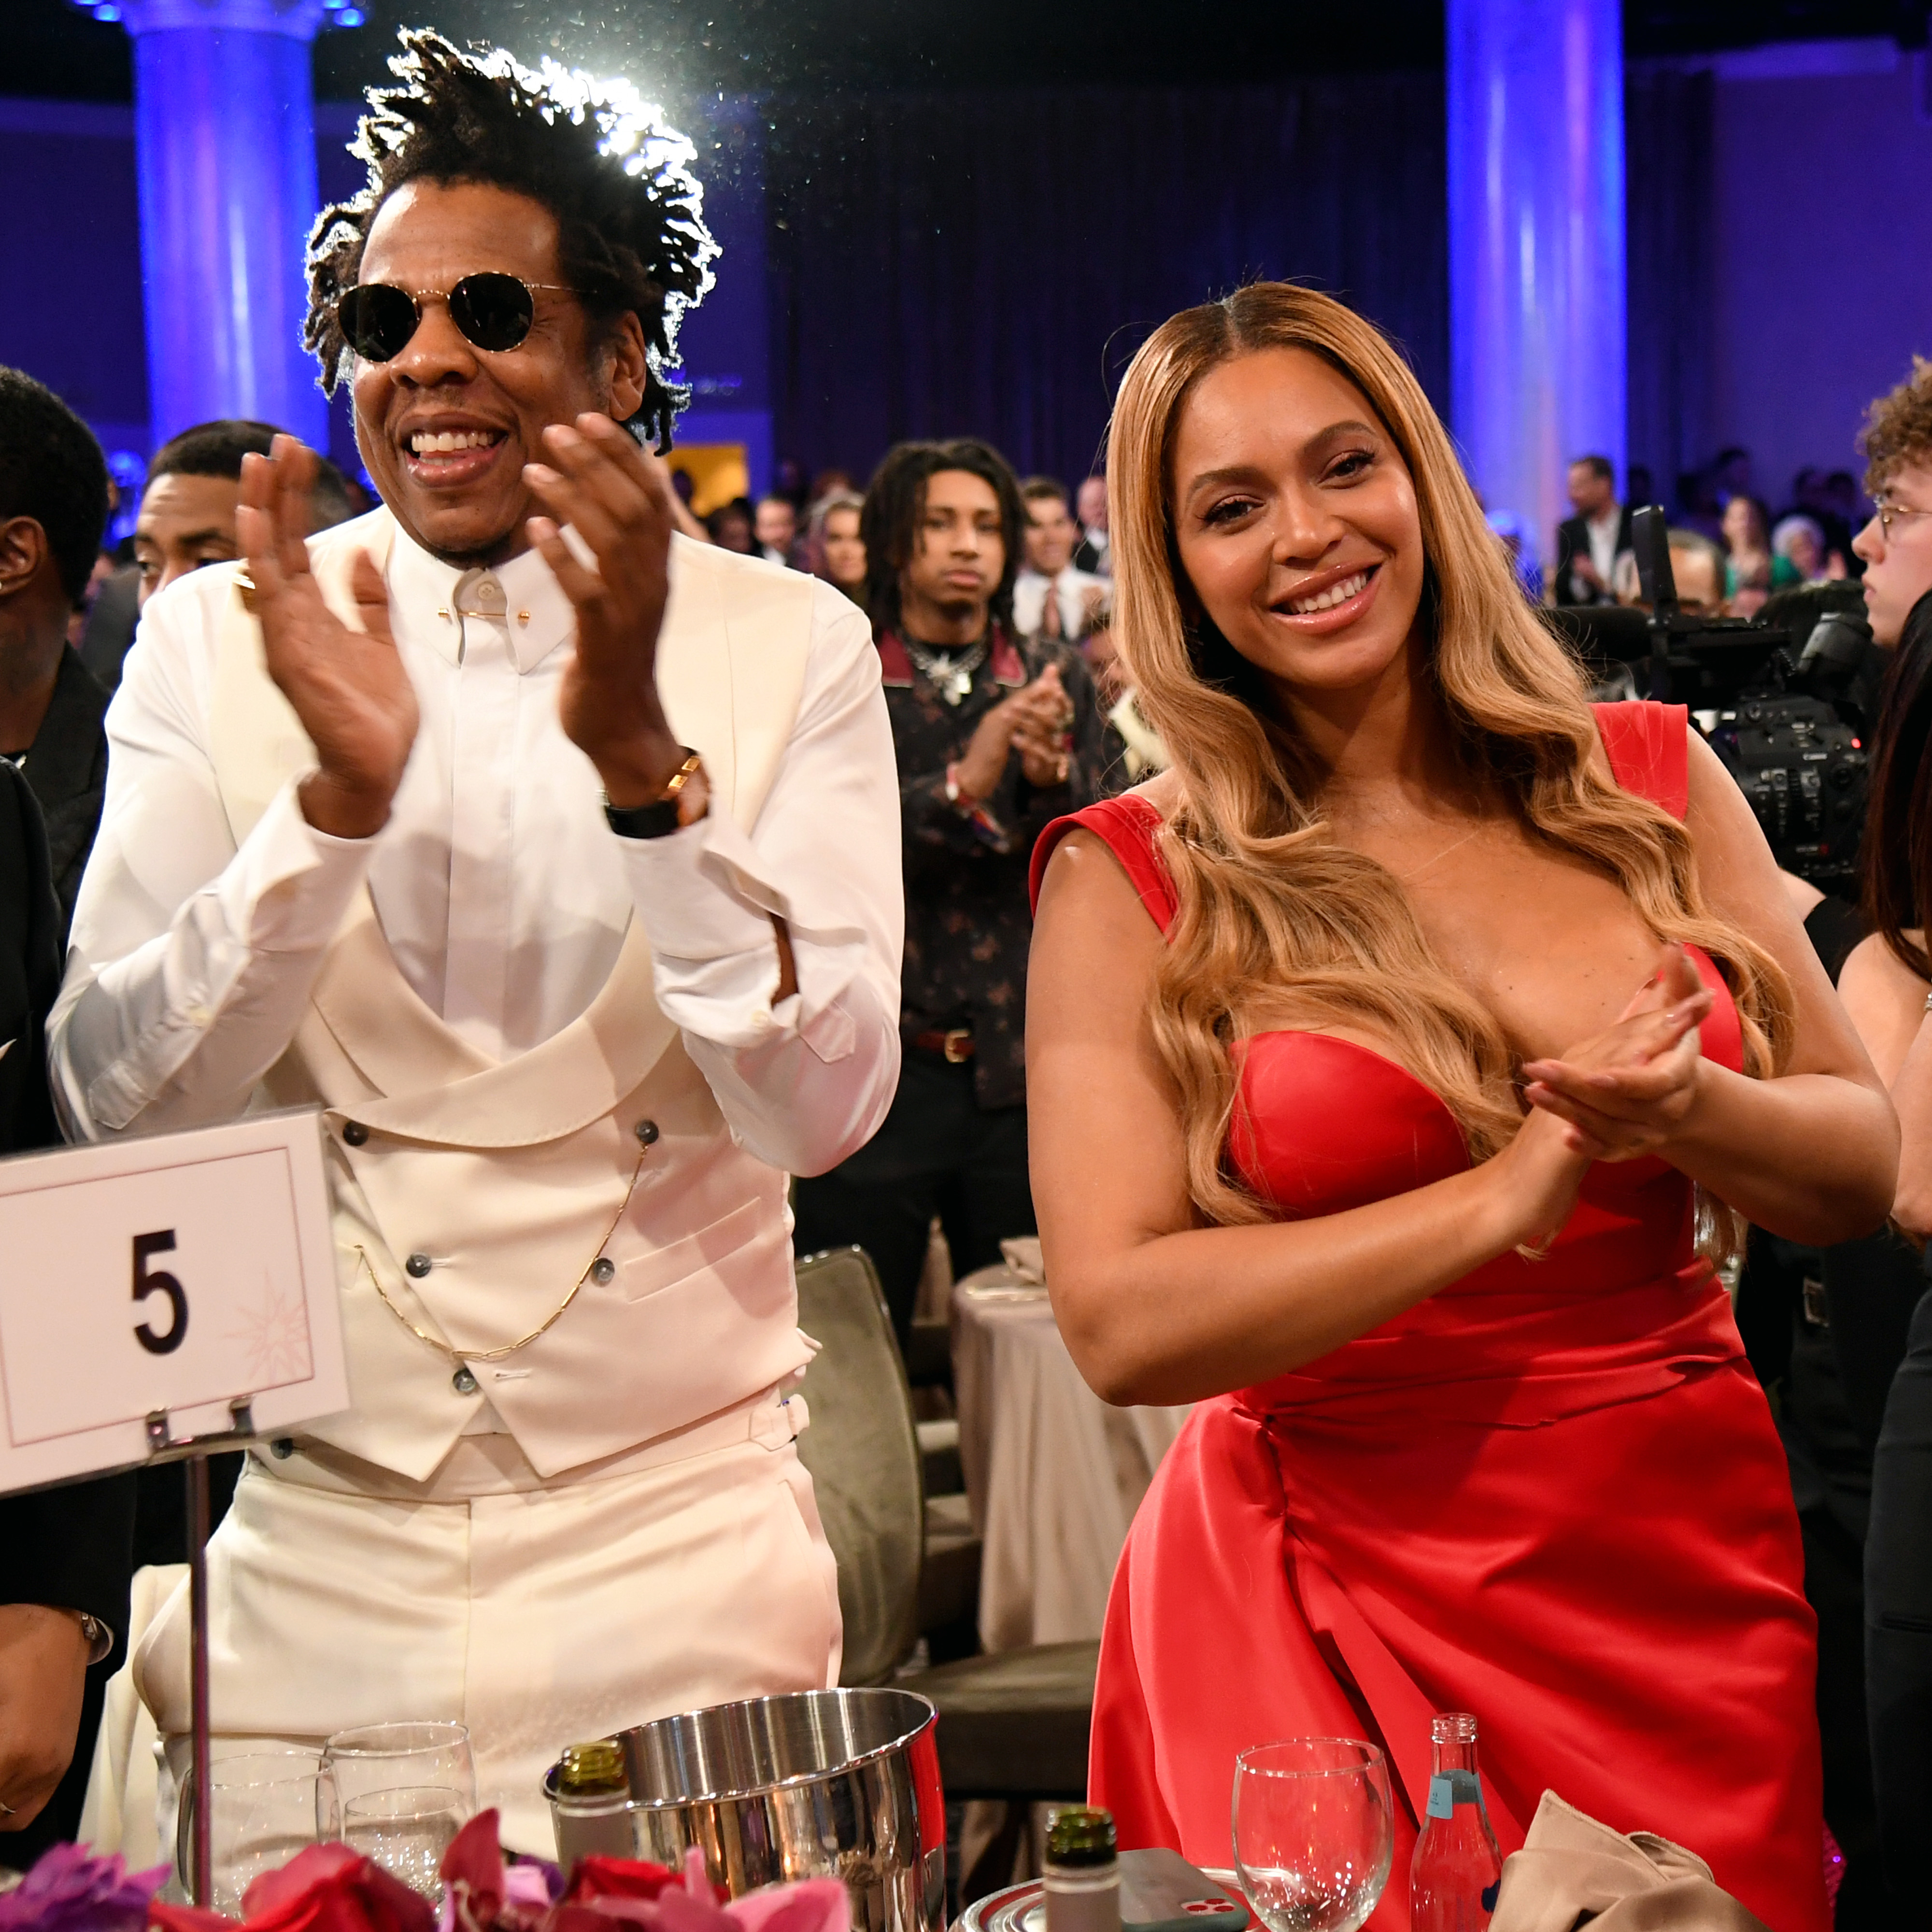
[1409,1713,1503,1930]
[1045,1806,1121,1932]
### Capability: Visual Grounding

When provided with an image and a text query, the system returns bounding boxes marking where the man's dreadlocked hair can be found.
[303,29,717,453]
[860,439,1026,639]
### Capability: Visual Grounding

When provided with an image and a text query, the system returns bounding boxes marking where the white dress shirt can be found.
[1012,564,1104,641]
[1586,503,1623,588]
[49,523,903,1179]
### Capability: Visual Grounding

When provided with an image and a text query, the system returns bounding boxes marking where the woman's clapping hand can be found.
[1520,945,1715,1161]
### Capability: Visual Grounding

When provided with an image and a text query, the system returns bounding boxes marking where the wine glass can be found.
[1232,1739,1394,1932]
[316,1720,474,1842]
[179,1750,321,1917]
[343,1785,465,1899]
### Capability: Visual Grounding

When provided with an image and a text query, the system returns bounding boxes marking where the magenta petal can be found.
[725,1880,851,1932]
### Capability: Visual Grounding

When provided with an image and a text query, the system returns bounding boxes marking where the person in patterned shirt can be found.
[791,439,1108,1343]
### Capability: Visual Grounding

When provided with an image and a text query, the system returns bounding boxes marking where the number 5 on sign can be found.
[0,1109,346,1494]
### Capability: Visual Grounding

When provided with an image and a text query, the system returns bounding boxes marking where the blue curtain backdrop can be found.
[764,65,1713,502]
[1,68,1715,493]
[764,73,1451,488]
[1624,61,1717,500]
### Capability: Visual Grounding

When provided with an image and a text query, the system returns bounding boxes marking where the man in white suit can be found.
[49,30,900,1845]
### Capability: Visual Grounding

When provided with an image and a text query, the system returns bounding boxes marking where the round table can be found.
[951,1254,1190,1652]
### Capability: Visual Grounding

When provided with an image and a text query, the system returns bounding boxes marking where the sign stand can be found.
[187,1454,212,1907]
[149,1397,259,1908]
[0,1106,347,1908]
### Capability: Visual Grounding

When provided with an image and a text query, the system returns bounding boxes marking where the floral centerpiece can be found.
[0,1818,849,1932]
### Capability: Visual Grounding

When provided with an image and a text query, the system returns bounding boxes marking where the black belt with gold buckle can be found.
[912,1028,975,1064]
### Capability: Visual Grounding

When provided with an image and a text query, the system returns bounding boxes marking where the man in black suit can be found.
[0,757,135,1856]
[1552,453,1634,607]
[1071,473,1111,578]
[0,369,132,1855]
[0,369,114,939]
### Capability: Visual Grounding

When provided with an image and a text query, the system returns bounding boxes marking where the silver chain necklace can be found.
[903,637,988,706]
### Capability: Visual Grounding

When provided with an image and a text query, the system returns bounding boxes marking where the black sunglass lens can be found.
[338,285,419,362]
[450,274,536,353]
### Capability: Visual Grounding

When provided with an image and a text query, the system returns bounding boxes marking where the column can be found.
[119,0,330,448]
[1447,0,1626,574]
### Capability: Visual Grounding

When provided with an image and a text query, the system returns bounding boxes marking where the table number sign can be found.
[0,1108,346,1494]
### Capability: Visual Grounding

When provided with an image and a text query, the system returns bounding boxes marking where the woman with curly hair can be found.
[1026,285,1896,1927]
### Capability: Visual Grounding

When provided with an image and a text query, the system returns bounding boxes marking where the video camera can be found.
[1545,506,1884,888]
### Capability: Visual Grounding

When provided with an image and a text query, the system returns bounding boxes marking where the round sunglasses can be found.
[335,272,571,363]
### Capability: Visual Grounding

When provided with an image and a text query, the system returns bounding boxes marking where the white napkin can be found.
[999,1236,1045,1283]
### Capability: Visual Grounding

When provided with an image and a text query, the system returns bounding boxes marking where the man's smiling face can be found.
[349,179,642,565]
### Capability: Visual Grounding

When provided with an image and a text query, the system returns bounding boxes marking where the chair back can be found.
[793,1246,925,1685]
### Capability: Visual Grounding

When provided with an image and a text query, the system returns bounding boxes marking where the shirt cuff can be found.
[217,778,377,953]
[615,810,867,1063]
[612,807,787,963]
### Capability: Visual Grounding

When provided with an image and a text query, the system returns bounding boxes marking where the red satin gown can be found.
[1029,703,1826,1932]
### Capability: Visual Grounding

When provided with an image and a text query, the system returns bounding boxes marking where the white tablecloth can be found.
[951,1258,1189,1652]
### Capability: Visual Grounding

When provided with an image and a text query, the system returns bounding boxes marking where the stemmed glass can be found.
[315,1720,476,1843]
[1232,1739,1394,1932]
[343,1785,467,1898]
[177,1750,322,1916]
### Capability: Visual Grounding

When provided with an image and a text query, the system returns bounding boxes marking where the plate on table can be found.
[955,1851,1250,1932]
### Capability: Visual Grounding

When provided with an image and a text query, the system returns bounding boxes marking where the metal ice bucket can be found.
[544,1688,945,1932]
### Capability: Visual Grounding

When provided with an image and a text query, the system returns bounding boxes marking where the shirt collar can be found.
[384,518,578,674]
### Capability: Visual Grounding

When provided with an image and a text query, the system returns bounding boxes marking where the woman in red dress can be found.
[1025,285,1897,1931]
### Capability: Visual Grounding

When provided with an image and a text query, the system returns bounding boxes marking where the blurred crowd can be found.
[1526,446,1874,619]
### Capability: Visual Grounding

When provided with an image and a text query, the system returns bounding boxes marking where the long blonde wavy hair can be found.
[1107,284,1792,1247]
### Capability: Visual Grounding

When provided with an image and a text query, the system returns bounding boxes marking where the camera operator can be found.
[1824,588,1931,1919]
[1849,364,1932,663]
[1841,359,1932,1232]
[1807,356,1932,1918]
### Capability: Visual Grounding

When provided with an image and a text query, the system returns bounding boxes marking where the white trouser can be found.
[135,1401,841,1854]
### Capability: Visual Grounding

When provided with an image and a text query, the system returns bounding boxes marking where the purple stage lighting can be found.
[1448,0,1627,573]
[71,0,364,450]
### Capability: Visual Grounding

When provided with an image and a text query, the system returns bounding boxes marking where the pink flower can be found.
[149,1843,435,1932]
[438,1816,849,1932]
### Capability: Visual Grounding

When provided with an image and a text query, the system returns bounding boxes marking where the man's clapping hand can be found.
[524,413,684,808]
[952,664,1072,801]
[1010,663,1073,788]
[239,438,419,841]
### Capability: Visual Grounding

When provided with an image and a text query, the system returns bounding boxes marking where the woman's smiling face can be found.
[1168,346,1427,705]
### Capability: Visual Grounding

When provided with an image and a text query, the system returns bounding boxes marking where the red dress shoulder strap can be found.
[1592,699,1690,820]
[1029,795,1177,931]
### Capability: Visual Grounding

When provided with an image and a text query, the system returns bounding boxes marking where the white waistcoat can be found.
[206,511,816,1484]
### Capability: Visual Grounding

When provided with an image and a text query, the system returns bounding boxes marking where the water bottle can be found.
[1409,1712,1503,1930]
[1045,1806,1121,1932]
